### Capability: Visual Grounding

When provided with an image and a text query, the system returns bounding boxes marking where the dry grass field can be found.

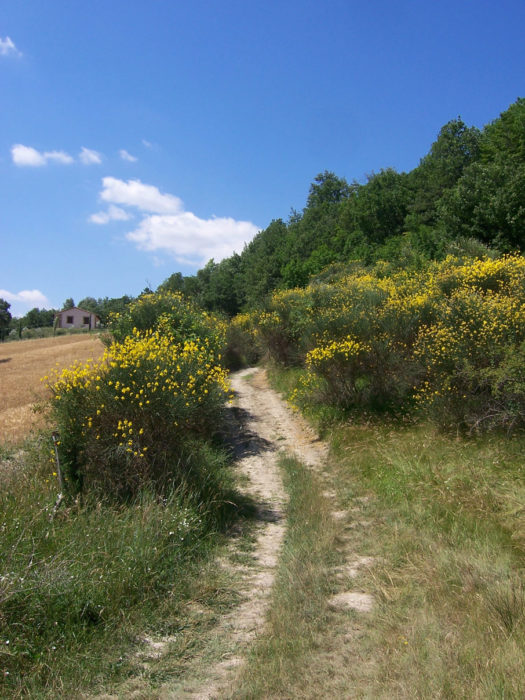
[0,333,105,445]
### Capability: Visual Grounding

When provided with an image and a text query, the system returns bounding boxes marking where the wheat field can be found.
[0,334,105,445]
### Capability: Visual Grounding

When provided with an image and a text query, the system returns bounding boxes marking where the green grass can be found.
[0,434,251,698]
[327,422,525,697]
[263,366,525,698]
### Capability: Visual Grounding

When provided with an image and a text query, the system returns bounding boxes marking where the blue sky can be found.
[1,0,524,317]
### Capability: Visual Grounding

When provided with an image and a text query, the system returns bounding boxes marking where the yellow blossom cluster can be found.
[253,253,525,426]
[46,327,231,494]
[306,336,371,370]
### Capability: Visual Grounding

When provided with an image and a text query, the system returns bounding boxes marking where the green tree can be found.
[348,168,411,245]
[0,299,11,341]
[62,297,75,310]
[242,219,288,305]
[481,97,525,164]
[438,159,525,251]
[22,308,55,328]
[306,170,352,208]
[408,118,481,227]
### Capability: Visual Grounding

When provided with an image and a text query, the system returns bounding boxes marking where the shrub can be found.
[109,291,227,356]
[225,312,261,369]
[46,328,231,497]
[256,253,525,431]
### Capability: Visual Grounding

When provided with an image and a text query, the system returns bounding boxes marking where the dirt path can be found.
[175,367,328,698]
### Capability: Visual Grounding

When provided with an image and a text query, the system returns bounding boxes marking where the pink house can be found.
[54,307,100,330]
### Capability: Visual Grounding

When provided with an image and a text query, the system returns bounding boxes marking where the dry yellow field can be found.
[0,333,105,445]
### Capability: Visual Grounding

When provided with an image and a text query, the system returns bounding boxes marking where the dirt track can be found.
[175,367,328,698]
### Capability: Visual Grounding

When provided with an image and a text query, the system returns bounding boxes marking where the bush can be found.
[46,328,230,498]
[255,253,525,431]
[109,291,227,356]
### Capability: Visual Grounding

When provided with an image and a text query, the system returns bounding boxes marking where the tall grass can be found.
[262,367,525,697]
[0,436,243,697]
[327,422,525,697]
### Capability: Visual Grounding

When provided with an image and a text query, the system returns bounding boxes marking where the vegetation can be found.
[243,254,525,433]
[251,369,525,699]
[0,440,245,697]
[2,95,524,695]
[233,454,338,698]
[1,292,244,696]
[157,98,525,317]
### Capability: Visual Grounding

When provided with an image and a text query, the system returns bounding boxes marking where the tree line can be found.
[159,98,525,315]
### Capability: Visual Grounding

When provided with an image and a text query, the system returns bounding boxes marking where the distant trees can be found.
[438,98,525,251]
[22,308,55,328]
[77,295,134,325]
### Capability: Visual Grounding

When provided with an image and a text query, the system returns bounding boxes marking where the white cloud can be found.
[89,204,132,225]
[0,289,51,316]
[126,213,259,266]
[142,139,152,148]
[0,36,21,57]
[100,177,182,214]
[119,149,138,162]
[79,147,102,165]
[93,176,259,266]
[11,144,46,166]
[11,144,73,166]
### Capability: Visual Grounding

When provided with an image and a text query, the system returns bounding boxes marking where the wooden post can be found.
[51,431,64,493]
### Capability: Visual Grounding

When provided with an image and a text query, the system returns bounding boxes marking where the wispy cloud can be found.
[11,144,73,167]
[0,288,51,316]
[79,147,102,165]
[92,177,259,266]
[142,139,153,148]
[89,204,133,225]
[0,36,21,57]
[44,150,74,165]
[119,149,138,162]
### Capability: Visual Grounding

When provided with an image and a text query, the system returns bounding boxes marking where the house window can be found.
[66,315,74,324]
[83,316,90,325]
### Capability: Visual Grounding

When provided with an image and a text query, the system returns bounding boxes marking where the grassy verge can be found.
[266,366,525,697]
[329,422,525,697]
[0,435,251,698]
[231,453,340,697]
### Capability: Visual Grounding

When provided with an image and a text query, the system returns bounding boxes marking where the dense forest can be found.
[159,97,524,315]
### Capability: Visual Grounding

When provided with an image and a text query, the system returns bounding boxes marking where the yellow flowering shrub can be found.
[47,328,230,496]
[109,291,227,356]
[258,253,525,429]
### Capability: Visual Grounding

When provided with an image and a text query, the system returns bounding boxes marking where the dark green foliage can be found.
[0,298,12,340]
[407,118,481,227]
[242,219,288,307]
[481,97,525,164]
[347,168,411,245]
[77,295,134,325]
[21,307,56,328]
[157,98,523,316]
[439,159,525,251]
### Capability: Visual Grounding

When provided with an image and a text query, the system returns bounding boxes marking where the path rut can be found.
[176,367,328,698]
